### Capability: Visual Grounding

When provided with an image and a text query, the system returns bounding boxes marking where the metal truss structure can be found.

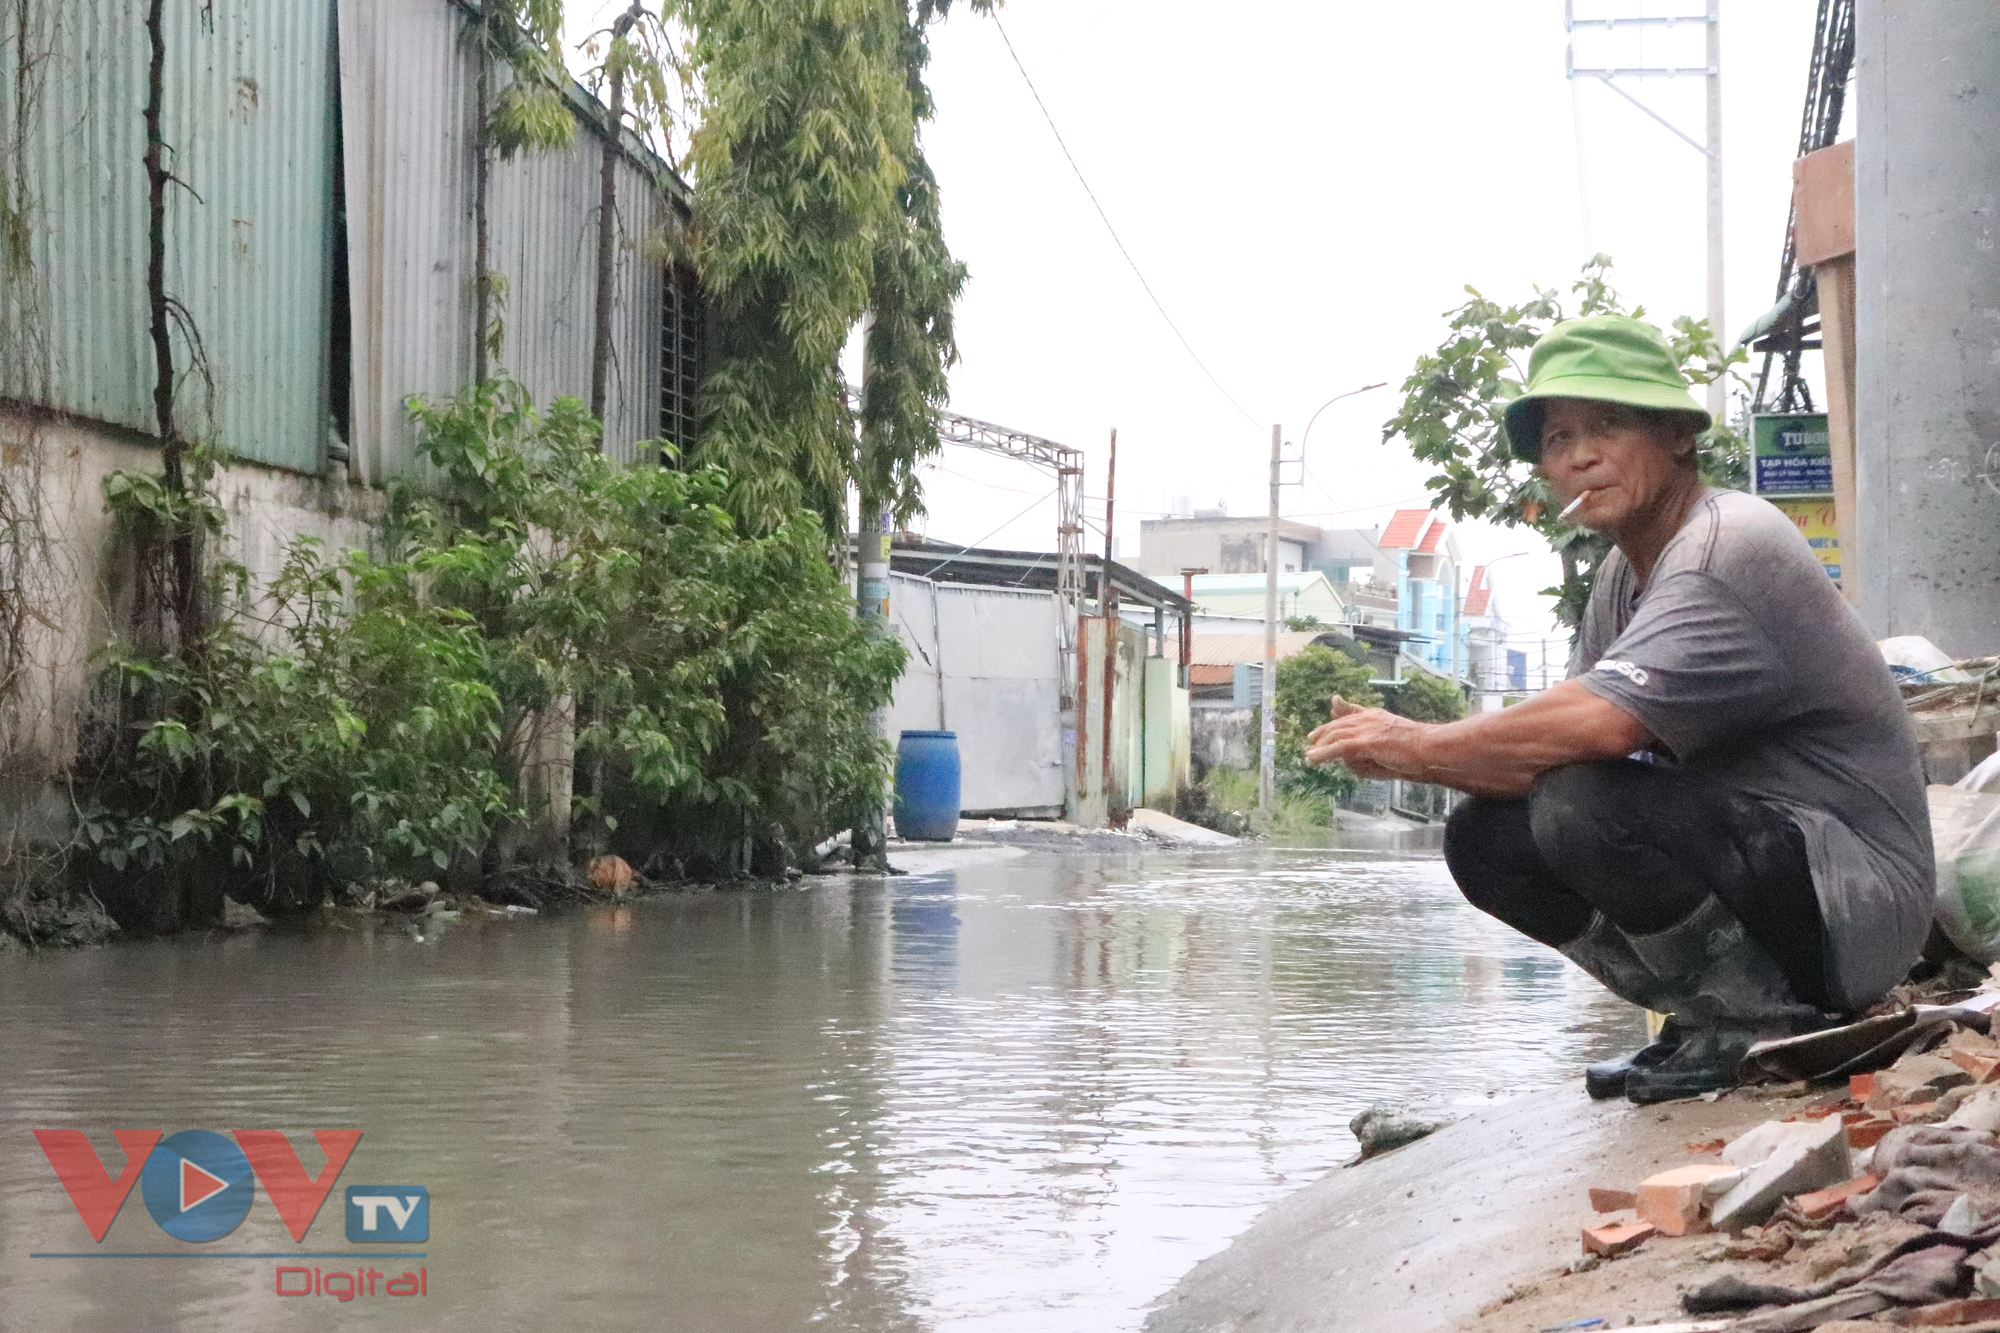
[847,390,1086,712]
[930,406,1087,714]
[1748,0,1857,413]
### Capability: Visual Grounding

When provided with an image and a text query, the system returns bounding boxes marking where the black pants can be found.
[1443,760,1832,1009]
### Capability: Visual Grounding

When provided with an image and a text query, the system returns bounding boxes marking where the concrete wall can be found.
[0,408,384,837]
[886,574,1068,817]
[1190,706,1252,777]
[1143,657,1190,808]
[1854,1,2000,652]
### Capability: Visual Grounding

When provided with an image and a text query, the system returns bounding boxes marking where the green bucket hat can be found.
[1503,314,1711,463]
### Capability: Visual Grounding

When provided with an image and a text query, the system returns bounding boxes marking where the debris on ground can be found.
[1469,979,2000,1331]
[1350,1102,1455,1160]
[587,853,638,895]
[1123,807,1242,847]
[219,894,270,929]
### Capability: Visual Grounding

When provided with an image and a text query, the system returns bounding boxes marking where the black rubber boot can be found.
[1558,912,1685,1100]
[1620,897,1827,1105]
[1583,1024,1684,1101]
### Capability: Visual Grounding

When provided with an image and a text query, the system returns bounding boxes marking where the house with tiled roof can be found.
[1377,509,1466,678]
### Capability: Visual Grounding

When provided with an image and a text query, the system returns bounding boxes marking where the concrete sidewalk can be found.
[1144,1086,1789,1333]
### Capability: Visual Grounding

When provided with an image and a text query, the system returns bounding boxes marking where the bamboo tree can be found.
[668,0,990,536]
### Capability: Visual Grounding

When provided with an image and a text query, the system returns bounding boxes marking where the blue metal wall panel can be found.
[0,0,334,471]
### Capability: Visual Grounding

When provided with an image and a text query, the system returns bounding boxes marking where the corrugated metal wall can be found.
[338,0,674,479]
[888,573,1068,816]
[0,0,335,472]
[334,0,472,484]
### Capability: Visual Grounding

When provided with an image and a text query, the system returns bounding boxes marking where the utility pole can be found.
[1260,423,1280,815]
[1567,1,1724,418]
[1705,0,1724,422]
[1100,429,1119,826]
[1179,567,1208,689]
[852,315,890,870]
[854,502,892,868]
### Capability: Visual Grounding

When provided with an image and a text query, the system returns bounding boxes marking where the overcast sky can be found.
[573,1,1833,647]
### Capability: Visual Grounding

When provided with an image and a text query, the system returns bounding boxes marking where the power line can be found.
[990,15,1266,435]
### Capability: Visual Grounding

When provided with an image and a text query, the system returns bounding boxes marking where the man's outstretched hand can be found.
[1305,696,1432,782]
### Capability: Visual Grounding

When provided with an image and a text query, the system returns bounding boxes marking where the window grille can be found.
[660,264,705,460]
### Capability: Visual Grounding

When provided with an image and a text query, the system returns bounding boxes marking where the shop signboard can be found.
[1751,413,1833,496]
[1771,496,1841,583]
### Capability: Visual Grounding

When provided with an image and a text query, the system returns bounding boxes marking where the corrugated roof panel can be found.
[0,0,333,471]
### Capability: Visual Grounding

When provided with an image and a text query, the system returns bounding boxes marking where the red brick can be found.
[1846,1117,1895,1149]
[1790,1173,1879,1221]
[1849,1072,1877,1101]
[1581,1221,1657,1258]
[1947,1049,2000,1084]
[1589,1187,1637,1213]
[1683,1137,1726,1154]
[1637,1164,1741,1236]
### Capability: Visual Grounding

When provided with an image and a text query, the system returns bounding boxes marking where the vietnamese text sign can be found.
[1753,413,1833,496]
[1772,497,1841,583]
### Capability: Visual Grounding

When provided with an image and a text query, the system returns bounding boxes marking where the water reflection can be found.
[0,846,1639,1332]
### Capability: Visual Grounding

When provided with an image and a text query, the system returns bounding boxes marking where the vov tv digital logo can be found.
[33,1129,428,1246]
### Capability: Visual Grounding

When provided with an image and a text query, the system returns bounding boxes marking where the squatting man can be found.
[1307,315,1932,1104]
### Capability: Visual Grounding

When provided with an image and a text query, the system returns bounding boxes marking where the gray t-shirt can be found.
[1569,488,1933,1011]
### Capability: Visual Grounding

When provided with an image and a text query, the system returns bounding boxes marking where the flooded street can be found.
[1,841,1638,1332]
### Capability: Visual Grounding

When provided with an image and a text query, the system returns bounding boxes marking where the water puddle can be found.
[0,843,1639,1331]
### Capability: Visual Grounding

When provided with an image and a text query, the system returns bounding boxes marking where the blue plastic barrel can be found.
[894,731,961,841]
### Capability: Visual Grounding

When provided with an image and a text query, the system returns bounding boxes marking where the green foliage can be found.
[1384,669,1466,723]
[580,3,687,151]
[1272,646,1381,801]
[1187,766,1332,841]
[1284,614,1329,631]
[1382,256,1748,626]
[76,380,904,906]
[470,1,579,158]
[675,0,980,530]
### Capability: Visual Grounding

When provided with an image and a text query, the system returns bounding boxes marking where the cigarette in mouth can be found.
[1559,490,1592,522]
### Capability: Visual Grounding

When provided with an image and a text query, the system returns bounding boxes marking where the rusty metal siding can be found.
[0,0,334,472]
[337,0,677,478]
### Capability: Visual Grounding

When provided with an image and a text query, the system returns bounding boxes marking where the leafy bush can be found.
[1384,670,1467,723]
[1273,646,1380,801]
[1382,255,1746,626]
[75,380,903,914]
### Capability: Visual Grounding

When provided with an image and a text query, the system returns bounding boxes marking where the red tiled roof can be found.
[1463,564,1492,616]
[1379,508,1432,549]
[1188,663,1235,687]
[1416,519,1448,553]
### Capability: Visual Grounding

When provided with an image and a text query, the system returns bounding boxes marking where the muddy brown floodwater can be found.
[0,839,1640,1332]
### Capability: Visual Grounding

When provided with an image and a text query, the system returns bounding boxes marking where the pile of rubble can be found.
[1558,1004,2000,1330]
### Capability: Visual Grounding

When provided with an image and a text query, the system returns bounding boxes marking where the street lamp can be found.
[1260,380,1390,815]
